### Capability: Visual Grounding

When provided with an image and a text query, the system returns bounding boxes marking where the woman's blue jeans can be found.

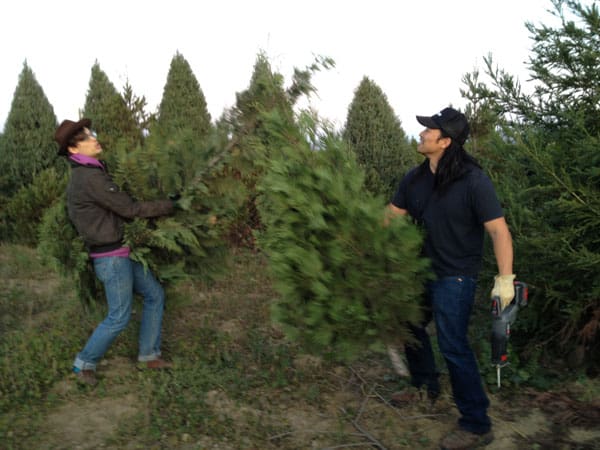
[405,276,491,434]
[73,257,165,371]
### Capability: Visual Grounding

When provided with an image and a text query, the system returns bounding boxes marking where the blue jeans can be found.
[73,257,165,371]
[405,276,491,434]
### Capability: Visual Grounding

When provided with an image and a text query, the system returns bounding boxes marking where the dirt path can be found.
[4,246,598,449]
[30,357,600,450]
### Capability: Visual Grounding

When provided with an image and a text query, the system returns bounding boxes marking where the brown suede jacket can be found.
[66,161,174,253]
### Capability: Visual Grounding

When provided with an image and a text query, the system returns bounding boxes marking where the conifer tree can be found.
[224,52,332,245]
[156,52,211,139]
[82,62,139,159]
[256,111,430,360]
[461,0,599,370]
[0,132,6,209]
[108,128,235,283]
[38,197,100,308]
[344,77,419,200]
[222,53,297,245]
[122,81,155,137]
[0,61,58,195]
[1,168,66,245]
[228,52,295,173]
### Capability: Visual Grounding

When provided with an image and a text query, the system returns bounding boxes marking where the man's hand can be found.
[491,274,516,310]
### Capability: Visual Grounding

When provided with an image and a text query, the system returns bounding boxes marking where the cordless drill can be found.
[491,280,529,388]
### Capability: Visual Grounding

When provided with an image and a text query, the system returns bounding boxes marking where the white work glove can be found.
[491,274,516,311]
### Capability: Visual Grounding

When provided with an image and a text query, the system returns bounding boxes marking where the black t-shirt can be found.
[392,163,503,278]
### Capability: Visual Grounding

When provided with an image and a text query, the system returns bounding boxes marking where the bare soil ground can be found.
[35,359,600,450]
[4,247,600,449]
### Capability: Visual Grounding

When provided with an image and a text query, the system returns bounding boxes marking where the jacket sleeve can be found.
[85,170,174,219]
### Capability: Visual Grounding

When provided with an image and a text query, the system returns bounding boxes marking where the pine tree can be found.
[222,53,297,246]
[223,52,332,246]
[256,111,430,361]
[156,52,211,139]
[122,81,155,137]
[0,61,58,196]
[1,168,66,245]
[461,0,600,370]
[38,197,101,309]
[228,52,295,173]
[110,128,236,283]
[82,62,139,159]
[344,77,419,200]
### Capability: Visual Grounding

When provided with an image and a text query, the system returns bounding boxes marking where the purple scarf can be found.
[69,153,104,169]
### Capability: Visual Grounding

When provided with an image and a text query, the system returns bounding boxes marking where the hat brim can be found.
[416,115,440,130]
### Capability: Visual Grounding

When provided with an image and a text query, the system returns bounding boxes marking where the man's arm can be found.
[384,203,407,226]
[484,217,513,275]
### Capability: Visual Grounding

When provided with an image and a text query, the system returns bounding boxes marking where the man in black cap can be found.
[387,107,514,449]
[55,118,175,386]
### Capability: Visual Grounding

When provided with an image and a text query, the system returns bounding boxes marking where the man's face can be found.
[68,128,102,158]
[417,127,450,157]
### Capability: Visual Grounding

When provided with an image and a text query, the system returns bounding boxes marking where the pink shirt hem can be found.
[90,247,131,259]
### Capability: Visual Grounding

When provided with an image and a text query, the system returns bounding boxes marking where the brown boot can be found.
[143,358,173,369]
[74,369,98,386]
[440,428,494,449]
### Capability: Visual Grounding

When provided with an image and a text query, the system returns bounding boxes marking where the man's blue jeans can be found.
[73,257,165,371]
[405,276,491,434]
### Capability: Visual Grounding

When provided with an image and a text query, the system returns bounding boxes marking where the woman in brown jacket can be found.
[55,118,175,386]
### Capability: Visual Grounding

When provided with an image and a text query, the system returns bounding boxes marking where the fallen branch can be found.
[268,430,363,441]
[340,407,388,450]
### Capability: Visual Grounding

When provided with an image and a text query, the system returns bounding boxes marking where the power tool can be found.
[491,280,529,388]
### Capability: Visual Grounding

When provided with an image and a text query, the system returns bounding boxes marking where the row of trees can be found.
[0,0,597,373]
[0,47,423,354]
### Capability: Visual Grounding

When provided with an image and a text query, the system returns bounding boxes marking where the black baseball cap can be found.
[416,107,470,145]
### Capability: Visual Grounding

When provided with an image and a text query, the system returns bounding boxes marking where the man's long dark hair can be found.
[411,130,481,195]
[435,131,481,193]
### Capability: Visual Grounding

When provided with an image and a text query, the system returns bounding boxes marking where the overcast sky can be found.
[1,0,561,138]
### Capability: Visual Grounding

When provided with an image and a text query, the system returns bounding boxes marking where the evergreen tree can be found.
[38,197,101,309]
[460,67,504,156]
[110,128,235,283]
[1,168,66,245]
[256,111,430,360]
[82,62,139,159]
[122,80,155,137]
[156,52,211,139]
[344,77,419,200]
[461,0,600,371]
[0,61,58,195]
[222,53,297,246]
[0,132,5,205]
[479,0,600,137]
[228,52,295,172]
[224,52,332,246]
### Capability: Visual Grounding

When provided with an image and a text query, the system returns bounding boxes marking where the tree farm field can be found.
[1,244,599,450]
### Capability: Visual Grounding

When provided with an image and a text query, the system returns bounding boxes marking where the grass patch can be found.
[2,244,599,449]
